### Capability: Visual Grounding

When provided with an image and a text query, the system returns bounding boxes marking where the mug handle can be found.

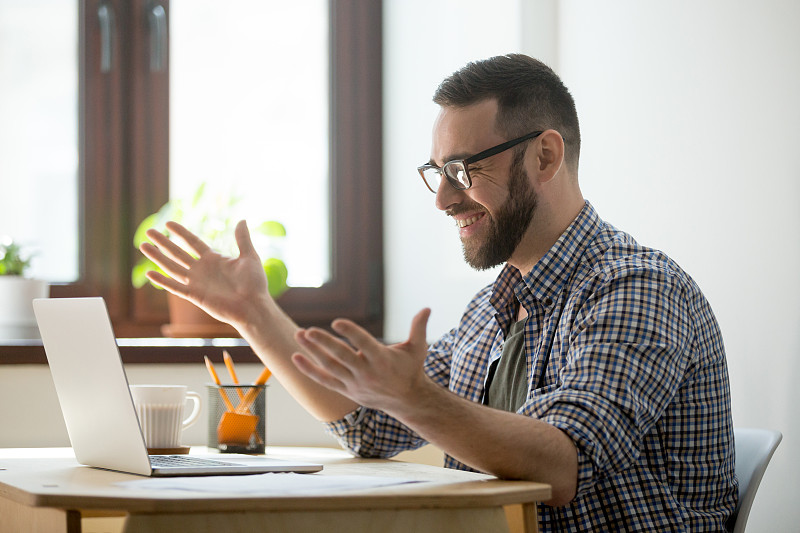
[183,391,202,429]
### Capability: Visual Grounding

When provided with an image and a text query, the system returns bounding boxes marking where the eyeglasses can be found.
[417,130,543,193]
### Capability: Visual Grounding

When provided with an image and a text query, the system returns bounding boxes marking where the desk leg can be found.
[504,503,540,533]
[122,507,511,533]
[0,497,81,533]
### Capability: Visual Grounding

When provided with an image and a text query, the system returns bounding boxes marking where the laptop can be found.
[33,297,322,477]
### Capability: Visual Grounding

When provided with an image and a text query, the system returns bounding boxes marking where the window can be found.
[1,0,383,338]
[0,0,79,281]
[169,1,331,288]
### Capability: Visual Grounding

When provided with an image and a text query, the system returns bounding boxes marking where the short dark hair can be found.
[433,54,581,170]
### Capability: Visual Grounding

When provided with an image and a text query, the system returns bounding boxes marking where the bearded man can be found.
[142,54,737,532]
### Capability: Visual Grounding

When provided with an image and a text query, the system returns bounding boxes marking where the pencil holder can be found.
[207,384,267,454]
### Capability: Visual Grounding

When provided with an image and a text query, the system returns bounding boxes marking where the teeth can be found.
[456,215,481,228]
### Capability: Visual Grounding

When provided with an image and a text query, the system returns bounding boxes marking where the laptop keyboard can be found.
[149,455,239,468]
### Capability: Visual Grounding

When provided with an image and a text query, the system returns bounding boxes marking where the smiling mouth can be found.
[455,213,484,228]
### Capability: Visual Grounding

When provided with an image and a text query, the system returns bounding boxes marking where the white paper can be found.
[117,473,422,495]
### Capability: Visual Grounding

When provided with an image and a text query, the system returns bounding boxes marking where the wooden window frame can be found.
[49,0,383,343]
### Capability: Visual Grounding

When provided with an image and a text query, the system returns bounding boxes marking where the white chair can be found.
[727,428,783,533]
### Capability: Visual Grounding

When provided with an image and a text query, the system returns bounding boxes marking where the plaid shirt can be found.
[327,202,737,532]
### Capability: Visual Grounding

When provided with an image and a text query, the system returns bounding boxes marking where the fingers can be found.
[139,220,218,282]
[164,221,213,257]
[295,328,361,372]
[330,318,383,354]
[330,308,430,353]
[292,310,432,409]
[139,241,191,281]
[143,269,189,297]
[291,353,348,393]
[293,328,363,395]
[140,230,195,270]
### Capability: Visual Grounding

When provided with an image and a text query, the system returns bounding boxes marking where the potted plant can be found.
[132,183,289,337]
[0,237,49,339]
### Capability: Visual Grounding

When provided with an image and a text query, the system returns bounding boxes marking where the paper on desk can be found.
[117,473,422,495]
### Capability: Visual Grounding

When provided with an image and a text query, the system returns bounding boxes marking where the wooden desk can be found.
[0,447,550,533]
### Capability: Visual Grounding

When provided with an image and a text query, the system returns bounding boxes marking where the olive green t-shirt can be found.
[484,318,528,413]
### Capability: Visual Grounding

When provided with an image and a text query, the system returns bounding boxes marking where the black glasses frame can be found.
[417,130,544,193]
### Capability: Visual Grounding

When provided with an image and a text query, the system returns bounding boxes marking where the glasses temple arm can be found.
[464,130,544,164]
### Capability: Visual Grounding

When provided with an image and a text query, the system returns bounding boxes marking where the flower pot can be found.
[160,293,239,338]
[0,277,49,339]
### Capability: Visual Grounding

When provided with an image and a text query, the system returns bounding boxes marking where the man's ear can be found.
[530,129,565,183]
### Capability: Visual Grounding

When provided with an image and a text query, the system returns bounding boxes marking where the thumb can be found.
[234,220,258,258]
[408,308,431,347]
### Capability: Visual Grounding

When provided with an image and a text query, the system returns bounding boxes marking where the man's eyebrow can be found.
[429,152,474,166]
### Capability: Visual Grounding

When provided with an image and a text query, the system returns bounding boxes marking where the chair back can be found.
[727,428,782,533]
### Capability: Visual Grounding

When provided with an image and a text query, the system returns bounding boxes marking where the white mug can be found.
[129,385,201,449]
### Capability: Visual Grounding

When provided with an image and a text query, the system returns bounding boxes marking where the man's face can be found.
[429,100,537,270]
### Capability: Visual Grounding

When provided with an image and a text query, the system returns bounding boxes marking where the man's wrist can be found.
[234,294,288,336]
[384,374,446,427]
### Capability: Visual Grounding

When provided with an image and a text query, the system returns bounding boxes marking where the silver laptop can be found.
[33,297,322,477]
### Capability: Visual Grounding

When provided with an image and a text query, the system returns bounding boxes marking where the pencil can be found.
[204,355,236,412]
[236,366,272,414]
[223,350,245,401]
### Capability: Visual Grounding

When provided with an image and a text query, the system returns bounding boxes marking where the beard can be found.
[461,151,537,270]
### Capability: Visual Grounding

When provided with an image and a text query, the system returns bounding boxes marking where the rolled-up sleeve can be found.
[519,266,694,496]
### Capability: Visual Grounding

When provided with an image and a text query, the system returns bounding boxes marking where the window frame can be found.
[52,0,383,340]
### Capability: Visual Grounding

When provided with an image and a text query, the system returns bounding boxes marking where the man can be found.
[141,54,737,531]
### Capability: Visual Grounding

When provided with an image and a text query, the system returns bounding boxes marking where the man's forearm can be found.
[281,309,577,502]
[388,378,579,506]
[235,300,359,422]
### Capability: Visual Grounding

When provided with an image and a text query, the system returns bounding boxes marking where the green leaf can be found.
[0,240,33,276]
[256,221,286,237]
[133,213,162,248]
[131,259,165,289]
[191,182,207,208]
[130,182,289,292]
[263,257,289,298]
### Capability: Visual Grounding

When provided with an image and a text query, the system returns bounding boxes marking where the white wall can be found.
[557,3,800,531]
[384,1,800,531]
[383,0,537,341]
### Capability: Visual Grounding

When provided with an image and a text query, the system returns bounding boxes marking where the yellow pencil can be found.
[204,355,235,412]
[236,366,272,414]
[223,350,245,401]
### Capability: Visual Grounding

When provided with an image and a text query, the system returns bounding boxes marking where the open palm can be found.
[140,220,270,326]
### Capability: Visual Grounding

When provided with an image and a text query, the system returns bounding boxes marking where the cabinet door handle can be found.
[148,3,167,72]
[97,1,114,73]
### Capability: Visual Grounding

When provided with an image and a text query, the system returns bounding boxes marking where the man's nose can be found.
[434,179,463,211]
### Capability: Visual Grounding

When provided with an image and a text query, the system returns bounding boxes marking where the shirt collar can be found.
[490,201,602,318]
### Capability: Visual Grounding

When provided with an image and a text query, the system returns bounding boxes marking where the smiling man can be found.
[141,54,737,531]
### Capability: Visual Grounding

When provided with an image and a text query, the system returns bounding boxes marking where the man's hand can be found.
[292,308,433,413]
[294,307,578,503]
[139,220,271,328]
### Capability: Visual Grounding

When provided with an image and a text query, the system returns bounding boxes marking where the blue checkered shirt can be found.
[327,202,737,532]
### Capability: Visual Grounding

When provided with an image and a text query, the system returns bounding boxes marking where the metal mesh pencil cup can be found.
[207,384,266,454]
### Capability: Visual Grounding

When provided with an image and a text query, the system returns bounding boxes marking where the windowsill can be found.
[0,338,258,365]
